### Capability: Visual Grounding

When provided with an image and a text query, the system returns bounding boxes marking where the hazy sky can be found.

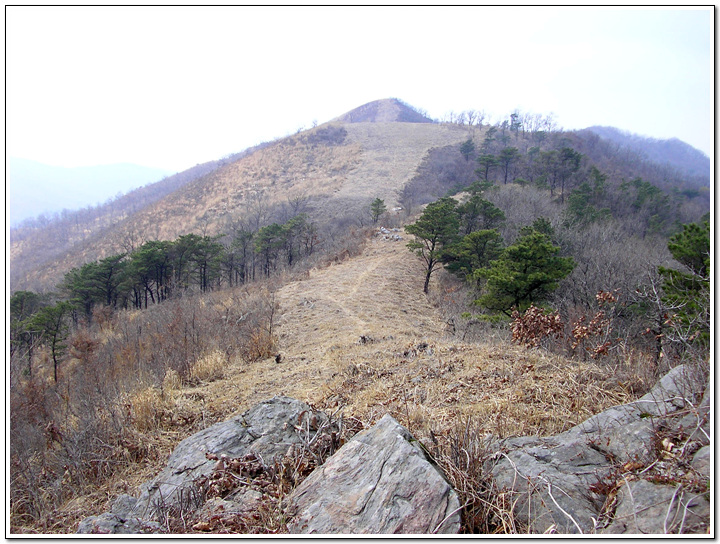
[7,6,713,174]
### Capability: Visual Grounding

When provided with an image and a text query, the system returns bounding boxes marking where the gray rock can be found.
[77,494,161,534]
[676,377,711,446]
[191,490,264,521]
[110,494,139,517]
[78,396,323,533]
[601,479,710,534]
[131,396,321,521]
[489,436,611,533]
[76,512,162,534]
[487,364,710,534]
[691,446,710,478]
[287,414,461,534]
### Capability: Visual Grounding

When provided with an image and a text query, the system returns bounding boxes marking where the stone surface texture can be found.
[286,414,461,534]
[487,364,710,534]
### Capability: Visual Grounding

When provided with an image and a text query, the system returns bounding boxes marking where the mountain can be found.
[10,101,468,292]
[331,97,434,124]
[581,126,710,182]
[9,99,709,293]
[8,158,174,226]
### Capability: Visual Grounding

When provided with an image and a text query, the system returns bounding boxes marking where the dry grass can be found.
[16,120,470,292]
[188,350,227,384]
[10,229,647,534]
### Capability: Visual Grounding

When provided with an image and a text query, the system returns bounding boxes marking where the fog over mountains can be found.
[583,126,710,181]
[8,158,173,226]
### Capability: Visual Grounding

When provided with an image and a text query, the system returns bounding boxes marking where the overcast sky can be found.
[7,5,713,174]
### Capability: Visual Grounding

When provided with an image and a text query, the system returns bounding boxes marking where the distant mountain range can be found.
[8,158,174,226]
[582,126,710,182]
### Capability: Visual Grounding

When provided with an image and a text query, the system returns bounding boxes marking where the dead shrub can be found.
[243,329,277,362]
[433,421,517,534]
[189,351,226,383]
[511,305,564,349]
[128,384,175,433]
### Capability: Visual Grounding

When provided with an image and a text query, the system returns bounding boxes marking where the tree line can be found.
[10,213,319,381]
[405,184,710,366]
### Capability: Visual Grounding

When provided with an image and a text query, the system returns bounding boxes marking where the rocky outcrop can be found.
[286,414,461,534]
[601,479,710,534]
[78,398,460,535]
[78,396,326,534]
[78,365,709,535]
[487,364,710,534]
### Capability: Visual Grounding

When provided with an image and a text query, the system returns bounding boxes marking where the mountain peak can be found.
[333,98,434,124]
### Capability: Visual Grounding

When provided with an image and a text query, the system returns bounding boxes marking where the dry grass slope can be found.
[12,120,470,292]
[11,228,649,534]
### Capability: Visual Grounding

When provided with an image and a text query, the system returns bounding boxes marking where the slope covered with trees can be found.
[583,125,710,181]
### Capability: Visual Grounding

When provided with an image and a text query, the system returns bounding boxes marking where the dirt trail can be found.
[176,232,447,415]
[338,123,468,207]
[275,233,445,366]
[177,229,633,443]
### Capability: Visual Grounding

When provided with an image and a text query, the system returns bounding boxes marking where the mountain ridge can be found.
[9,98,710,293]
[581,125,710,181]
[8,158,174,226]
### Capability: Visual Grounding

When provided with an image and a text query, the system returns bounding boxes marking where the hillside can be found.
[9,149,269,290]
[10,108,469,292]
[582,125,710,183]
[10,228,648,534]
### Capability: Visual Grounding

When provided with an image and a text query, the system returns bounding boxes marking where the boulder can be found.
[286,414,461,534]
[690,446,710,479]
[77,495,161,534]
[78,396,325,533]
[487,365,708,534]
[129,396,324,521]
[601,479,710,534]
[489,434,610,534]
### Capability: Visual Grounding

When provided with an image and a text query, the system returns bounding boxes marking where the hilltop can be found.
[331,97,434,124]
[10,100,469,292]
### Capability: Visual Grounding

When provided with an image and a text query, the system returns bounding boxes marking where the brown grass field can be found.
[18,228,644,533]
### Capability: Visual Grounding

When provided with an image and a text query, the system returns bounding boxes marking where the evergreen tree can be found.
[442,229,504,280]
[370,198,387,224]
[476,154,499,182]
[460,138,476,162]
[27,301,72,382]
[255,223,287,277]
[658,221,710,347]
[474,230,575,315]
[498,147,521,184]
[405,197,460,293]
[10,290,45,375]
[457,194,505,235]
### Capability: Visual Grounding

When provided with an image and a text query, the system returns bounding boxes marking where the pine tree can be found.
[474,230,575,315]
[370,198,387,224]
[658,221,710,347]
[460,138,476,162]
[405,197,460,293]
